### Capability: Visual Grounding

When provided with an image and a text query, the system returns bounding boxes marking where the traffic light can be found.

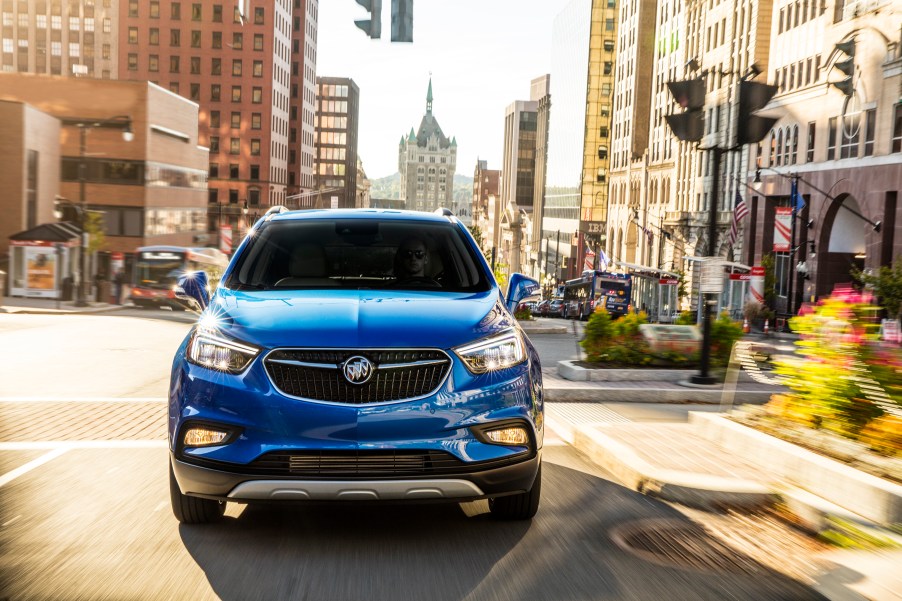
[391,0,413,43]
[736,80,778,145]
[664,78,705,142]
[831,38,855,97]
[355,0,382,39]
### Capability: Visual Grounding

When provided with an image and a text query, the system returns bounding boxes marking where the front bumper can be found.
[171,452,541,503]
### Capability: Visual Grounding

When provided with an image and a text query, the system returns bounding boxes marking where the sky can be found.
[317,0,573,180]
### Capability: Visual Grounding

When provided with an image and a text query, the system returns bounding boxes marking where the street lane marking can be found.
[0,397,165,403]
[0,447,69,488]
[0,441,167,451]
[2,515,21,527]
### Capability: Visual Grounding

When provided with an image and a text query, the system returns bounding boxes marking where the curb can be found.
[544,385,774,404]
[0,304,130,315]
[557,360,763,384]
[547,415,775,510]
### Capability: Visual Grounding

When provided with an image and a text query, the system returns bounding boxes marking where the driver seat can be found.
[275,243,337,287]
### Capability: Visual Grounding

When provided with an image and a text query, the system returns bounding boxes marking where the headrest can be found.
[288,244,327,277]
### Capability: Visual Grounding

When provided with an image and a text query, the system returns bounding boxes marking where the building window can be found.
[791,125,799,164]
[127,53,137,70]
[211,84,221,101]
[230,111,240,128]
[250,165,260,180]
[148,54,158,72]
[774,252,790,297]
[251,113,261,129]
[211,57,221,75]
[863,109,876,157]
[252,87,262,103]
[232,32,242,49]
[149,28,159,45]
[253,34,263,50]
[827,117,837,160]
[190,83,200,100]
[149,1,159,18]
[128,27,138,44]
[251,139,261,155]
[229,163,239,179]
[213,4,222,22]
[253,60,263,77]
[209,163,219,178]
[603,62,612,75]
[806,121,815,162]
[190,56,200,74]
[169,82,179,94]
[210,110,220,128]
[170,29,180,46]
[230,138,240,154]
[596,168,607,183]
[840,115,859,159]
[212,31,221,49]
[209,136,219,152]
[192,3,201,20]
[102,44,110,59]
[893,105,902,153]
[191,30,201,47]
[169,55,179,73]
[102,17,110,32]
[170,2,179,19]
[231,86,241,102]
[598,145,608,159]
[128,0,138,17]
[232,59,242,76]
[229,190,238,204]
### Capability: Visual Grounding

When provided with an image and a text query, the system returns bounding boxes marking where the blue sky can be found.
[317,0,573,179]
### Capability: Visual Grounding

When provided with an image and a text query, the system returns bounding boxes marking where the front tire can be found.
[169,463,225,524]
[489,463,541,520]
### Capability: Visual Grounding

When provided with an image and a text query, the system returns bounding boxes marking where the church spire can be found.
[426,77,433,114]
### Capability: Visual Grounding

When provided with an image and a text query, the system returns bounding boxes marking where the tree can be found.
[855,259,902,321]
[85,211,106,255]
[761,253,776,309]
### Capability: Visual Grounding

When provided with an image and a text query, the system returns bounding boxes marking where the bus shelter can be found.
[7,222,82,299]
[683,257,751,322]
[609,261,681,323]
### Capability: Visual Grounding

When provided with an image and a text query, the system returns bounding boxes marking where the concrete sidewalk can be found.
[1,295,131,314]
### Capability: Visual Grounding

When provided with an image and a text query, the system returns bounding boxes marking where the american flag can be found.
[728,189,749,248]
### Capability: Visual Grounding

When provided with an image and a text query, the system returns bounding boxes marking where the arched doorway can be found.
[817,193,867,298]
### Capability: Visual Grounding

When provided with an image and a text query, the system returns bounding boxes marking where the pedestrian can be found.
[113,269,124,305]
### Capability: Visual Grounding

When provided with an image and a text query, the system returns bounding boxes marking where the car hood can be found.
[203,288,515,350]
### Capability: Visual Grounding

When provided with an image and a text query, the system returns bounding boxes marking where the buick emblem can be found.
[342,356,374,385]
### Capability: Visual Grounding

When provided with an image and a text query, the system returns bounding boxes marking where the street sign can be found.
[751,266,765,276]
[700,258,724,294]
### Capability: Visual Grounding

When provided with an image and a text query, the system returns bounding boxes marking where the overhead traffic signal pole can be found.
[355,0,382,39]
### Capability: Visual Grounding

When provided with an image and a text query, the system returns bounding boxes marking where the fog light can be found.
[485,427,529,445]
[184,427,229,447]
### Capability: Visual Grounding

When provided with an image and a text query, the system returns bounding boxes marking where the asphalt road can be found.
[0,313,825,600]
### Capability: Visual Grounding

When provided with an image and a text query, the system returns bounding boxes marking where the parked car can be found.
[532,300,550,316]
[169,208,544,524]
[546,299,565,317]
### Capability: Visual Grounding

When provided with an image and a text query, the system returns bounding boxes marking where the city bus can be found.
[130,246,229,310]
[562,270,633,320]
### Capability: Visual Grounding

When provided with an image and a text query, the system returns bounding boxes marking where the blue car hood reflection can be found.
[207,288,514,350]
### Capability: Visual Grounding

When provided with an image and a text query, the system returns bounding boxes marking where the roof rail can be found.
[263,205,289,221]
[433,207,454,217]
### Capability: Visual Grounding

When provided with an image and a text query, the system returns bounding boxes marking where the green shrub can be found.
[710,311,743,367]
[675,310,697,325]
[581,308,652,365]
[514,308,532,320]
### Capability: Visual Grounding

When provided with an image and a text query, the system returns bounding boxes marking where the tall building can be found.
[313,76,359,208]
[746,0,901,313]
[119,0,317,243]
[501,99,537,273]
[472,159,500,248]
[398,78,457,212]
[0,0,120,78]
[541,0,591,282]
[530,74,551,278]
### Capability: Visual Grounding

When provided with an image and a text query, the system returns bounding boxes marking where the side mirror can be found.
[175,271,210,311]
[505,273,540,314]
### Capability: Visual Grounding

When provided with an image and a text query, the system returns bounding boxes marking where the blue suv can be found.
[169,208,543,523]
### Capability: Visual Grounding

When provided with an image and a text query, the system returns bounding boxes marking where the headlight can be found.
[187,328,260,374]
[454,330,526,374]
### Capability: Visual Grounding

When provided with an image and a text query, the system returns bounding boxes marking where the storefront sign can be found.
[730,273,751,281]
[659,278,679,285]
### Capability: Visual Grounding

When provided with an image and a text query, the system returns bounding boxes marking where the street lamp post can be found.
[61,115,133,306]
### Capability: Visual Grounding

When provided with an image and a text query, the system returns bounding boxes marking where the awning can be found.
[9,221,81,244]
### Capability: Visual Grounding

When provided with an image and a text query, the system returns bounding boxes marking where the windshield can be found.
[225,218,490,293]
[135,255,186,289]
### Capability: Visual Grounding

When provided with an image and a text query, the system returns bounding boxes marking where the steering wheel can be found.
[394,276,441,288]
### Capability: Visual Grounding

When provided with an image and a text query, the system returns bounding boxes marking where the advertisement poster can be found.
[26,246,57,294]
[774,207,792,252]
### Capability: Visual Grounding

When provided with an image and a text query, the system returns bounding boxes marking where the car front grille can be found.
[182,449,531,478]
[263,349,452,404]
